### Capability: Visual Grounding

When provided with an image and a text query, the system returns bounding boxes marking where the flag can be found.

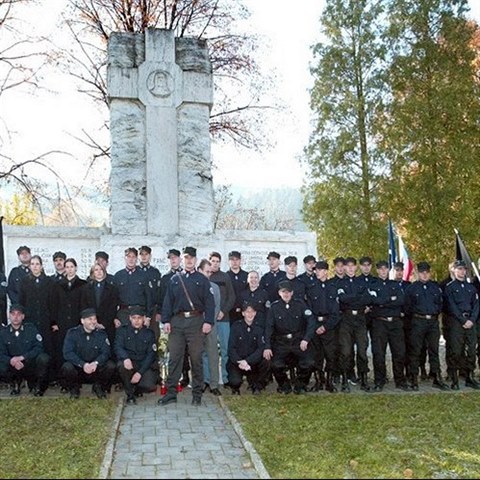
[388,219,397,270]
[0,216,5,276]
[454,228,479,281]
[398,234,414,282]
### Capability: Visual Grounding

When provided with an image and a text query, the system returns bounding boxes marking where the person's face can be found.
[279,289,293,303]
[130,314,145,329]
[96,257,108,270]
[247,271,259,289]
[305,260,316,274]
[183,254,196,271]
[125,252,137,269]
[314,268,328,282]
[360,262,372,275]
[377,266,389,280]
[93,264,106,281]
[19,250,31,266]
[285,262,297,276]
[242,306,257,324]
[394,268,404,281]
[334,262,345,276]
[139,251,151,265]
[229,257,241,270]
[268,257,280,270]
[53,257,65,273]
[65,261,77,279]
[81,315,97,333]
[169,255,181,270]
[345,262,357,277]
[454,266,466,281]
[9,309,24,329]
[30,257,43,276]
[210,256,221,272]
[418,270,430,282]
[199,263,212,278]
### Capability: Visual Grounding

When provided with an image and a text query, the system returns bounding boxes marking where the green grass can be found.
[0,397,118,479]
[224,392,480,479]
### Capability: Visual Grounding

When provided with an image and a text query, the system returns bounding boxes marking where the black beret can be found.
[183,246,197,257]
[277,280,293,292]
[376,260,389,269]
[284,256,298,265]
[52,251,66,261]
[267,251,281,260]
[167,248,181,258]
[314,261,329,270]
[139,245,152,254]
[95,251,109,261]
[9,304,25,314]
[16,245,31,255]
[417,261,431,272]
[228,251,241,259]
[80,308,97,319]
[453,260,467,268]
[129,305,146,316]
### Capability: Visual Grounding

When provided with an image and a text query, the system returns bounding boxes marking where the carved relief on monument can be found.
[147,69,173,98]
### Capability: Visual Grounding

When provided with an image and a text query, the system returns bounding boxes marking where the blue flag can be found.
[388,219,397,270]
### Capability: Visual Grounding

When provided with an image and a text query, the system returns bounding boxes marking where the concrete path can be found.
[106,389,265,479]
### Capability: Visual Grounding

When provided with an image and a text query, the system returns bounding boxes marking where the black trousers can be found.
[117,360,159,396]
[270,336,314,388]
[338,313,369,374]
[445,317,477,374]
[409,317,441,375]
[61,360,116,390]
[310,328,338,374]
[371,317,405,385]
[227,358,270,390]
[0,353,50,390]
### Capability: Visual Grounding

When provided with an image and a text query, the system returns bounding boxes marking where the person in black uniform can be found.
[227,302,269,395]
[0,304,50,396]
[7,245,31,305]
[61,308,115,399]
[404,261,448,390]
[226,251,249,323]
[336,257,374,392]
[443,260,480,390]
[50,251,67,283]
[263,280,315,394]
[306,260,340,393]
[297,255,317,292]
[260,251,287,304]
[239,271,270,330]
[159,246,215,406]
[115,305,159,404]
[139,246,162,341]
[95,251,115,285]
[284,256,306,301]
[369,260,407,392]
[114,247,152,327]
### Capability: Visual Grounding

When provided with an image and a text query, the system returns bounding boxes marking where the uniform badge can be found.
[285,304,290,309]
[36,334,43,342]
[210,287,214,295]
[266,301,271,308]
[15,331,19,337]
[0,281,7,287]
[305,309,312,316]
[149,281,153,288]
[152,344,157,351]
[106,338,110,345]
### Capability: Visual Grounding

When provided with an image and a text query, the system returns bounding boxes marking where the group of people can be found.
[1,243,479,405]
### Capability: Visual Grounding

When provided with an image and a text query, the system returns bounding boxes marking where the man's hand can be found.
[144,317,151,327]
[83,362,98,374]
[123,359,134,370]
[114,318,122,328]
[202,323,212,335]
[163,323,171,334]
[10,356,24,370]
[238,359,251,371]
[96,323,106,330]
[131,372,142,384]
[217,311,225,321]
[463,319,474,329]
[300,340,308,351]
[263,349,273,360]
[316,325,326,335]
[51,324,59,332]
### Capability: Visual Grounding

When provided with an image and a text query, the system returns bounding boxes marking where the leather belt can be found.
[343,309,359,316]
[278,333,294,339]
[377,316,398,322]
[317,316,327,322]
[177,310,203,318]
[413,313,438,320]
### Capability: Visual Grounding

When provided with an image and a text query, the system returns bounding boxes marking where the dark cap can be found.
[453,259,467,268]
[9,304,25,314]
[52,251,66,261]
[95,251,109,261]
[167,248,181,258]
[139,246,152,254]
[125,247,138,256]
[394,261,404,269]
[333,256,346,265]
[277,280,293,292]
[267,251,281,260]
[80,308,97,319]
[284,256,298,265]
[228,251,241,259]
[344,256,357,265]
[314,260,329,270]
[303,255,316,264]
[129,305,146,316]
[183,246,197,257]
[376,260,389,269]
[16,245,31,255]
[417,261,431,272]
[359,256,373,265]
[241,301,257,311]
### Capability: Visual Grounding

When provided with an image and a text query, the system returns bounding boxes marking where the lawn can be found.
[0,397,118,479]
[224,392,480,479]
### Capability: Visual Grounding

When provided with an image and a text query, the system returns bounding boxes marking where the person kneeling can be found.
[115,305,159,404]
[227,302,269,395]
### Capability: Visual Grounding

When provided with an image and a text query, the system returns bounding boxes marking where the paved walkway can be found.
[106,389,266,479]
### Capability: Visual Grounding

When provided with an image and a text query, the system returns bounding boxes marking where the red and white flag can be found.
[398,235,414,281]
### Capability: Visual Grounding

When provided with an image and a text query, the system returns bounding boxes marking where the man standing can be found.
[115,306,159,404]
[226,251,249,323]
[51,251,67,282]
[297,255,317,292]
[260,251,287,303]
[239,271,270,330]
[284,256,306,301]
[0,304,50,396]
[159,247,215,406]
[61,308,115,399]
[7,245,31,304]
[443,260,480,390]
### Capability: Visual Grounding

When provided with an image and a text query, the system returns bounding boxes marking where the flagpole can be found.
[454,228,480,281]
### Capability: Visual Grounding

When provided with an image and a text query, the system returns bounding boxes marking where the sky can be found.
[1,0,480,194]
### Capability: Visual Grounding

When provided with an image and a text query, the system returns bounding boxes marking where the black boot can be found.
[465,372,480,389]
[450,370,459,390]
[325,372,337,393]
[341,373,350,393]
[432,373,449,390]
[360,373,370,391]
[410,374,419,391]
